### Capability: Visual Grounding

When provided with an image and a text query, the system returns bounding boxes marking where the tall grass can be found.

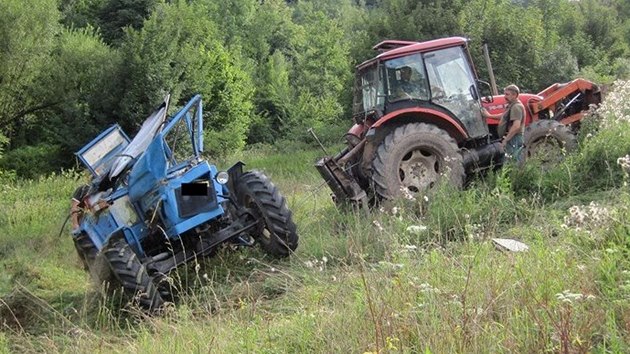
[1,82,630,352]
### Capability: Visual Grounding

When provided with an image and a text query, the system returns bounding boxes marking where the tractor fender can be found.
[359,107,468,175]
[368,107,468,145]
[226,161,245,199]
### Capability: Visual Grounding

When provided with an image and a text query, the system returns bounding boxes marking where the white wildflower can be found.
[555,290,593,304]
[406,225,427,234]
[562,201,613,230]
[618,154,630,175]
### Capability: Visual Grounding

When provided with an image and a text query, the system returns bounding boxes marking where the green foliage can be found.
[2,27,124,175]
[96,0,158,45]
[59,0,101,29]
[366,0,464,42]
[34,28,123,151]
[287,5,352,143]
[0,0,60,139]
[572,122,630,192]
[0,144,64,179]
[118,1,254,155]
[460,0,546,90]
[248,51,292,143]
[0,133,7,160]
[2,141,630,352]
[1,0,630,177]
[537,43,579,88]
[613,57,630,80]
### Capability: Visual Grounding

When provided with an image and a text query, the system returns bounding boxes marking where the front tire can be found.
[371,123,464,200]
[524,120,577,167]
[235,171,298,257]
[102,239,171,311]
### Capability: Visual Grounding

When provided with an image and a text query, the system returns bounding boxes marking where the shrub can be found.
[0,144,64,179]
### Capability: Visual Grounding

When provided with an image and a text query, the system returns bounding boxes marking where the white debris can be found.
[492,238,529,252]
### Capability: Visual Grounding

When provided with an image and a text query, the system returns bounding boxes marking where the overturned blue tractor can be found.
[71,95,298,310]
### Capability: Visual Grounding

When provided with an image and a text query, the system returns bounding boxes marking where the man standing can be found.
[482,84,525,160]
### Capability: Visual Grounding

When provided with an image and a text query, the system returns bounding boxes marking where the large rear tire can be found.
[235,171,298,258]
[524,120,577,167]
[371,123,464,200]
[102,239,171,311]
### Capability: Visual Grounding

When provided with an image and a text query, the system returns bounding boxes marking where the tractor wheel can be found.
[524,120,577,167]
[371,123,464,200]
[236,170,298,258]
[73,232,97,271]
[102,239,171,311]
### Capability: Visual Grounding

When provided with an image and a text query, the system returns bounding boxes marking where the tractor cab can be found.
[353,37,489,140]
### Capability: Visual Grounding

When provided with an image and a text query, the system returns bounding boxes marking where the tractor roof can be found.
[357,36,469,70]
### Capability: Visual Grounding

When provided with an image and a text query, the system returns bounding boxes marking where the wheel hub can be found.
[399,149,439,193]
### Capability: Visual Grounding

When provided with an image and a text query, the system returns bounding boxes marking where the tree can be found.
[59,0,101,29]
[365,0,464,43]
[118,1,255,155]
[2,27,124,176]
[459,0,545,90]
[97,0,157,45]
[288,3,352,141]
[0,0,60,147]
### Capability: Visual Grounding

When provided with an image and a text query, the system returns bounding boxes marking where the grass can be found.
[2,84,630,352]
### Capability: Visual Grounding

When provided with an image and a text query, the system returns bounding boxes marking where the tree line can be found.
[1,0,628,178]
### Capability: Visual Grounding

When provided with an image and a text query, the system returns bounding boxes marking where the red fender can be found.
[369,107,468,143]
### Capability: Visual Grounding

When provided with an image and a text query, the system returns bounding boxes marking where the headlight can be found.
[215,171,229,185]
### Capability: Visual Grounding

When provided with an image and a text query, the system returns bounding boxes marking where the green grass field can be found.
[2,83,630,353]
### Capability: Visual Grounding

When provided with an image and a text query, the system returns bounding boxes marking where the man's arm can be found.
[481,108,502,120]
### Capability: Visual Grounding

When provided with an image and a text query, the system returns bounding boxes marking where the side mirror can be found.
[477,80,494,103]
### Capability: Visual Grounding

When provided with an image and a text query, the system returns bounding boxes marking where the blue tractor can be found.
[71,95,298,310]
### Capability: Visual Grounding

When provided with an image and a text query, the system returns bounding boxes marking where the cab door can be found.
[424,46,489,139]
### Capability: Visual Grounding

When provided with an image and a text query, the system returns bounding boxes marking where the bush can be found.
[0,144,64,179]
[612,57,630,80]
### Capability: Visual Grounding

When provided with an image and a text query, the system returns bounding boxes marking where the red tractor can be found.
[315,37,601,207]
